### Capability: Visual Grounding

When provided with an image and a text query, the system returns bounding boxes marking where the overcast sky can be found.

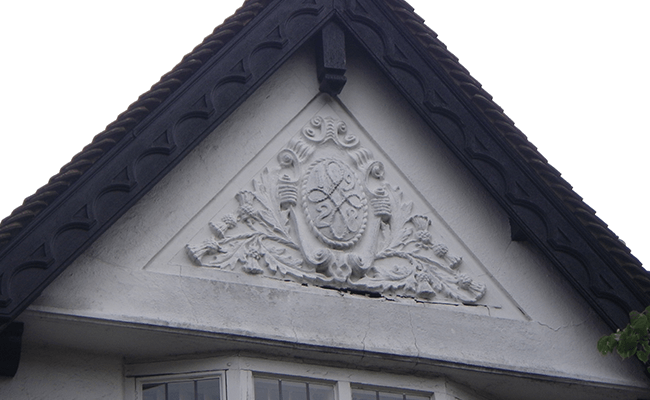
[1,1,648,267]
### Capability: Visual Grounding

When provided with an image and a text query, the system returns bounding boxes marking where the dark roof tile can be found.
[383,0,650,297]
[0,0,271,251]
[0,0,647,316]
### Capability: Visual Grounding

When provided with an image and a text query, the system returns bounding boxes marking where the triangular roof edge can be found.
[380,0,650,305]
[0,0,647,334]
[378,0,650,303]
[0,0,271,250]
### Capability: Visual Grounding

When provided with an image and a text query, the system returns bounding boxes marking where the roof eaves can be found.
[0,0,273,252]
[1,0,339,329]
[0,0,647,333]
[382,0,650,305]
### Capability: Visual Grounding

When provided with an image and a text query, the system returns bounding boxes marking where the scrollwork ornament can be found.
[302,116,359,148]
[368,161,384,180]
[186,116,486,304]
[277,148,298,168]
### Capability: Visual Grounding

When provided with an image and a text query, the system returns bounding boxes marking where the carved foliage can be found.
[187,116,485,304]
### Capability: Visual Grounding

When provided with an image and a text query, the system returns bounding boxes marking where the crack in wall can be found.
[290,312,299,342]
[360,324,368,352]
[176,266,201,324]
[408,310,421,357]
[536,314,589,332]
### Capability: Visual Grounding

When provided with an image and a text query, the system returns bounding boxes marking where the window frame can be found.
[134,371,226,400]
[126,356,438,400]
[349,384,432,400]
[252,373,338,400]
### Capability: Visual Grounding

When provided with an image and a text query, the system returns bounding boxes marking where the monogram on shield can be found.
[304,158,367,248]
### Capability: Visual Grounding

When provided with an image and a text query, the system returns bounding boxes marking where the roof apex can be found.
[0,0,647,334]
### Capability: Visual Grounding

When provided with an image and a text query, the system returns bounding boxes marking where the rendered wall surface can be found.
[8,43,649,400]
[0,343,123,399]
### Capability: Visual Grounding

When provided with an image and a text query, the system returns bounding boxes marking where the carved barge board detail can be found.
[186,116,486,304]
[0,0,643,333]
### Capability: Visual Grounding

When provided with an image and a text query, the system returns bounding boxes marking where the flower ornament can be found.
[432,243,448,258]
[187,116,485,304]
[185,238,222,264]
[416,231,433,248]
[210,213,238,239]
[415,271,436,298]
[247,248,262,260]
[432,242,462,269]
[410,215,433,249]
[223,214,237,229]
[236,191,257,223]
[241,244,265,275]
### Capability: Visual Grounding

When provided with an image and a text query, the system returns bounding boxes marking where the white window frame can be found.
[125,356,439,400]
[133,370,226,400]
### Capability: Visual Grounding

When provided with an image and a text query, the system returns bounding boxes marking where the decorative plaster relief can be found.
[186,116,485,303]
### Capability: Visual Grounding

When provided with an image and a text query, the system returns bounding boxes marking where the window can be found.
[254,376,335,400]
[252,375,431,400]
[128,357,439,400]
[351,387,430,400]
[134,372,224,400]
[142,377,221,400]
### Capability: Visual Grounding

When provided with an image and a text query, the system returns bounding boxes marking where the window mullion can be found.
[336,381,352,400]
[226,367,253,400]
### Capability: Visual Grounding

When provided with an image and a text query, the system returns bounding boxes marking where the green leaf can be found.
[631,314,649,332]
[598,335,617,354]
[642,341,650,353]
[597,307,650,370]
[617,332,639,359]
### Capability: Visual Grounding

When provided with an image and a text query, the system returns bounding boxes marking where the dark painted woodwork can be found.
[317,20,347,95]
[509,218,528,242]
[0,0,647,337]
[0,322,23,377]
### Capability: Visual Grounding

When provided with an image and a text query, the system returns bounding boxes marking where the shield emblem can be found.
[303,158,367,248]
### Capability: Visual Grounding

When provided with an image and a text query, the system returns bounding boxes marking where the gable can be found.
[0,0,649,393]
[17,33,648,398]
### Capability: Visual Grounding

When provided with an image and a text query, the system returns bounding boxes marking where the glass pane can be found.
[352,389,377,400]
[309,383,334,400]
[282,381,308,400]
[256,378,280,400]
[405,395,429,400]
[378,393,402,400]
[143,383,166,400]
[197,378,221,400]
[168,381,195,400]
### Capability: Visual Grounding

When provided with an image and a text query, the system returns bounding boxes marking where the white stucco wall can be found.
[8,42,648,400]
[0,343,123,399]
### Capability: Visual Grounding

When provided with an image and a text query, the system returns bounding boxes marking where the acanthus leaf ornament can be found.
[186,116,486,304]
